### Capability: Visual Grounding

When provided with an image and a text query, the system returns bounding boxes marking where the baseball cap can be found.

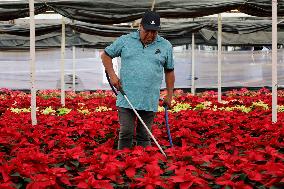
[141,11,161,31]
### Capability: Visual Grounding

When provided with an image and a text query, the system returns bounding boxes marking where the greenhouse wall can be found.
[0,47,283,90]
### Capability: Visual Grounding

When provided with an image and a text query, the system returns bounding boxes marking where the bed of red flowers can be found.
[0,88,283,189]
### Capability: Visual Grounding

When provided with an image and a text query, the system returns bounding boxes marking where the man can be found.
[101,10,175,150]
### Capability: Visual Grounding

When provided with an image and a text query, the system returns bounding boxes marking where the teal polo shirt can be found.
[105,31,174,112]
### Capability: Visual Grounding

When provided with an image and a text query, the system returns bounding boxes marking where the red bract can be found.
[170,166,208,189]
[26,174,58,189]
[0,165,10,182]
[122,156,144,178]
[134,164,166,188]
[87,176,114,189]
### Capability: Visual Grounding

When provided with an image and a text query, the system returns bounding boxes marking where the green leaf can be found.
[278,147,284,154]
[200,162,210,167]
[239,173,247,180]
[231,173,247,181]
[212,166,227,177]
[15,183,23,189]
[52,162,65,167]
[64,164,72,171]
[23,177,31,183]
[161,170,174,177]
[70,160,79,167]
[57,107,71,116]
[208,182,222,189]
[270,186,284,189]
[10,172,21,177]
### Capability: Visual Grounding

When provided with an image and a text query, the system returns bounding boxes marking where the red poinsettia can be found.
[0,88,283,188]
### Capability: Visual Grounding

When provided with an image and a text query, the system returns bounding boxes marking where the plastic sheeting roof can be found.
[1,0,283,48]
[1,19,284,48]
[1,19,284,37]
[0,0,284,23]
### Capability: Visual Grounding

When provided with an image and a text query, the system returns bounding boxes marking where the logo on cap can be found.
[150,21,155,25]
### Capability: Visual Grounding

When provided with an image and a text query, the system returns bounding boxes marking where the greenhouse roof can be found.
[0,0,283,48]
[0,0,283,23]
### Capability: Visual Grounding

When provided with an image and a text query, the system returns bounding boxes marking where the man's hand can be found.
[163,96,173,109]
[109,74,122,91]
[164,69,175,109]
[101,51,122,91]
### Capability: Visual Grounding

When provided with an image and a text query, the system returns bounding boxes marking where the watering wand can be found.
[163,104,173,147]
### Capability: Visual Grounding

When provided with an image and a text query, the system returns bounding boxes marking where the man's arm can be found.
[164,69,175,108]
[101,51,121,90]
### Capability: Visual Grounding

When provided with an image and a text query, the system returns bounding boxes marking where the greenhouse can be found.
[0,0,284,188]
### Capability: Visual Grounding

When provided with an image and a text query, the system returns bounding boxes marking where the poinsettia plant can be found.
[0,88,283,188]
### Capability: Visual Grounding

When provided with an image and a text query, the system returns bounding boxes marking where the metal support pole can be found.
[72,46,76,92]
[217,13,222,102]
[272,0,278,123]
[72,20,76,92]
[29,0,37,125]
[191,33,195,95]
[60,18,66,106]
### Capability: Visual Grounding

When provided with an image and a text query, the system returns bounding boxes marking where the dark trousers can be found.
[117,107,156,150]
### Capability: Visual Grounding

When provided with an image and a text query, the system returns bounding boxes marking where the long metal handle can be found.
[105,70,118,96]
[122,91,167,157]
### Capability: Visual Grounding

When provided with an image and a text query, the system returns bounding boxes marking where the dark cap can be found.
[141,11,160,31]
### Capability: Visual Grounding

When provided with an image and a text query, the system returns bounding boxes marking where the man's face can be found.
[139,25,158,45]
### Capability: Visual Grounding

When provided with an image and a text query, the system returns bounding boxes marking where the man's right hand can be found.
[110,74,122,91]
[101,51,122,91]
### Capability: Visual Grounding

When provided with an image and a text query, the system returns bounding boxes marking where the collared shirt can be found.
[105,31,174,112]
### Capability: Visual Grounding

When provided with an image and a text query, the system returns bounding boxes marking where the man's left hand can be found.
[163,96,173,109]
